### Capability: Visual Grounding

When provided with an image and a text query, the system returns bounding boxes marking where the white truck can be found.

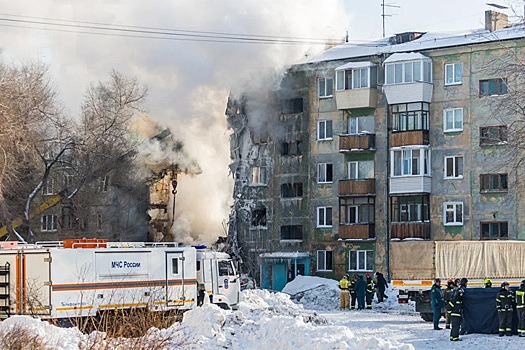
[0,239,240,320]
[390,240,524,321]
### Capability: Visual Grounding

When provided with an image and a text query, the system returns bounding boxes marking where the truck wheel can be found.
[420,313,433,322]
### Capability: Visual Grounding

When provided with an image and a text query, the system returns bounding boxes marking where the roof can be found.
[335,61,376,70]
[304,25,525,64]
[383,52,430,63]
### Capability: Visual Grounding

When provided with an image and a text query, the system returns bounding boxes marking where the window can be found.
[479,78,507,96]
[251,207,267,227]
[218,260,234,276]
[318,77,333,98]
[385,60,432,84]
[391,148,431,176]
[317,207,333,227]
[349,250,374,271]
[445,63,463,85]
[41,214,58,232]
[481,222,508,239]
[352,68,369,89]
[317,250,333,271]
[444,202,463,226]
[280,225,303,240]
[282,98,303,114]
[444,156,463,179]
[281,183,303,198]
[480,126,507,146]
[171,258,179,274]
[443,108,463,132]
[348,116,374,134]
[340,197,375,224]
[252,166,267,185]
[317,120,333,140]
[391,103,430,132]
[391,195,430,222]
[96,213,103,229]
[42,177,54,195]
[99,176,109,192]
[64,174,75,189]
[281,141,303,156]
[480,174,508,193]
[317,163,333,183]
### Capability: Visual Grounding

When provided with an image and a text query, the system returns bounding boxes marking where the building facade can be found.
[228,10,525,289]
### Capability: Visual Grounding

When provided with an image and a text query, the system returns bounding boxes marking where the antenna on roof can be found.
[381,0,400,38]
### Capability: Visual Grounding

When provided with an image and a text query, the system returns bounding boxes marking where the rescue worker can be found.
[484,278,493,288]
[349,274,358,310]
[496,281,514,336]
[454,278,461,288]
[355,274,366,310]
[449,286,465,341]
[430,278,444,330]
[375,271,388,303]
[339,274,350,310]
[460,277,468,289]
[365,273,374,309]
[443,279,455,329]
[516,280,525,337]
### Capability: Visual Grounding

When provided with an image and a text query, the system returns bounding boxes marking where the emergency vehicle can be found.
[0,239,240,320]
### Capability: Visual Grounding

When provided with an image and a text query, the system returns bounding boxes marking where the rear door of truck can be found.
[21,251,51,316]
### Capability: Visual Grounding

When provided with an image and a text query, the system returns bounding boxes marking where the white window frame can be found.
[385,60,432,85]
[42,177,54,195]
[251,166,267,186]
[317,120,333,140]
[336,70,345,91]
[352,68,369,89]
[317,163,333,184]
[41,214,58,232]
[318,77,333,98]
[444,202,463,226]
[445,63,463,86]
[348,161,359,180]
[444,156,463,179]
[348,250,374,272]
[317,250,333,271]
[391,147,431,177]
[443,108,463,132]
[317,206,333,228]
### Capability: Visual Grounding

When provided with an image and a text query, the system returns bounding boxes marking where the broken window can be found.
[282,98,303,114]
[41,214,58,232]
[251,207,267,227]
[251,166,267,185]
[480,126,507,145]
[280,225,303,240]
[97,213,103,229]
[281,141,303,156]
[281,183,303,198]
[99,175,109,192]
[317,163,333,183]
[42,177,55,195]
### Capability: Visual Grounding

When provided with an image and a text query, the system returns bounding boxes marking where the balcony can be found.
[383,82,433,104]
[390,175,431,194]
[390,222,430,240]
[389,130,429,147]
[339,224,375,239]
[335,88,378,109]
[338,179,375,196]
[339,134,376,152]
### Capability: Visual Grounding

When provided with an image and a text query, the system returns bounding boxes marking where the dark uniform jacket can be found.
[496,288,514,312]
[443,286,454,312]
[349,279,356,295]
[449,288,464,317]
[355,277,366,297]
[516,286,525,309]
[366,277,374,295]
[430,284,444,309]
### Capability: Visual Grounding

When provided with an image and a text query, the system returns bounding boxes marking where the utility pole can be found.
[381,0,400,38]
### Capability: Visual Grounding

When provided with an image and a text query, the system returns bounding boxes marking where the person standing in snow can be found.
[430,278,444,330]
[365,273,374,309]
[443,279,455,329]
[374,272,388,303]
[349,274,358,310]
[516,280,525,337]
[449,286,465,341]
[496,281,514,337]
[355,274,366,310]
[339,274,350,310]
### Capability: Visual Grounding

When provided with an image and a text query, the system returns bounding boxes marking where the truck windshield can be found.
[218,260,234,276]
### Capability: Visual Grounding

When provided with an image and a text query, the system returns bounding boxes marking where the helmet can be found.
[434,278,441,283]
[460,277,468,285]
[365,273,371,278]
[521,279,525,285]
[484,278,491,284]
[454,278,460,286]
[447,279,455,287]
[343,274,349,279]
[501,281,510,288]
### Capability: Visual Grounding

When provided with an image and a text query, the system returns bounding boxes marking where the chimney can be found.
[485,10,509,32]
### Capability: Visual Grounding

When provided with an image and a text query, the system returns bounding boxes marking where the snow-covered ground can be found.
[0,276,522,349]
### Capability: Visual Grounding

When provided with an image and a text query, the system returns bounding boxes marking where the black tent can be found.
[462,287,517,334]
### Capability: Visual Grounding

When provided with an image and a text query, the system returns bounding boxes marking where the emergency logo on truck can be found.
[111,261,142,268]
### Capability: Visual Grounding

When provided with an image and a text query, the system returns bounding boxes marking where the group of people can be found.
[430,277,525,341]
[339,272,388,310]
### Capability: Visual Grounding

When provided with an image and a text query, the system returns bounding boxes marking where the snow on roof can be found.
[383,52,430,63]
[305,25,525,64]
[335,61,375,70]
[259,251,310,259]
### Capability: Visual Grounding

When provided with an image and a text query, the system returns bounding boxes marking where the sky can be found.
[0,0,518,244]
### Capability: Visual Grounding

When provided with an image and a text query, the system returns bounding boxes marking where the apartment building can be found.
[227,10,525,290]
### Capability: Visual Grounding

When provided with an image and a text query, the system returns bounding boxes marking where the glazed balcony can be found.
[339,134,376,152]
[390,222,430,240]
[389,130,429,147]
[383,82,433,105]
[339,223,375,239]
[389,175,431,194]
[338,179,376,196]
[335,88,378,110]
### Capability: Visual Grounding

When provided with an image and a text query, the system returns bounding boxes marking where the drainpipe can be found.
[385,105,390,281]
